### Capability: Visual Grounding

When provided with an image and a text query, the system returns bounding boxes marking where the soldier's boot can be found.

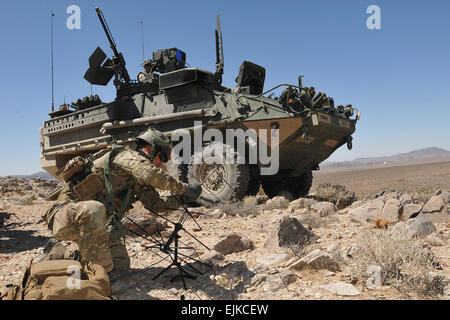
[109,239,130,275]
[40,239,81,262]
[39,238,64,262]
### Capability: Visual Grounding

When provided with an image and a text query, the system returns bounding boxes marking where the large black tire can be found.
[262,171,313,200]
[187,142,249,205]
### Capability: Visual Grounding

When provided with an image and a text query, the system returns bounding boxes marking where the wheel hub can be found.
[199,163,228,194]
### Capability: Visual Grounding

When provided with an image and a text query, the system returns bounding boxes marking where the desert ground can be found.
[313,160,450,198]
[0,162,449,300]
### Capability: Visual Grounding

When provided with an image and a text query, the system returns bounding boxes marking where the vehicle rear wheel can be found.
[262,170,313,200]
[187,142,249,205]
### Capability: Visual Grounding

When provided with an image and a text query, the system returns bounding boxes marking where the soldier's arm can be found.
[112,150,187,195]
[134,184,181,213]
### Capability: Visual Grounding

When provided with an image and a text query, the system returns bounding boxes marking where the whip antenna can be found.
[50,13,55,111]
[141,21,145,61]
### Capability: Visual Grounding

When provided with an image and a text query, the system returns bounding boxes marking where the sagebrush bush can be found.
[214,196,259,216]
[313,183,356,206]
[351,229,440,295]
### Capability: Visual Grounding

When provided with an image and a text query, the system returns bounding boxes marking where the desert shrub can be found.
[313,183,356,206]
[17,197,34,206]
[264,196,290,210]
[214,196,259,216]
[351,229,440,296]
[296,213,337,230]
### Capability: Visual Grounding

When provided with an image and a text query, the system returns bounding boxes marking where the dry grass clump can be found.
[264,197,290,210]
[312,183,356,207]
[351,229,441,296]
[214,196,259,216]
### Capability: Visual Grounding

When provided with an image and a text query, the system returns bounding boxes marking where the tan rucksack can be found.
[1,260,112,300]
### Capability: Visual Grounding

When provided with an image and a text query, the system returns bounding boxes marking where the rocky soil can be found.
[0,177,449,300]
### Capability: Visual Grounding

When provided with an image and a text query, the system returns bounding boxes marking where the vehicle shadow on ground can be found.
[112,260,254,300]
[0,212,50,254]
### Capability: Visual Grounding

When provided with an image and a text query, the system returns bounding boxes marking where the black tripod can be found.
[151,218,207,289]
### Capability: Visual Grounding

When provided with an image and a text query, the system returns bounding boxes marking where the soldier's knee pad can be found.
[74,201,107,230]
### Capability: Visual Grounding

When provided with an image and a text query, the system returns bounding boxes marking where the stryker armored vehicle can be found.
[40,8,360,205]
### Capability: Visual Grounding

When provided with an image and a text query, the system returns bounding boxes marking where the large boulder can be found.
[348,198,384,223]
[213,233,254,255]
[264,216,317,250]
[380,199,402,223]
[403,203,422,219]
[418,193,449,223]
[406,217,436,238]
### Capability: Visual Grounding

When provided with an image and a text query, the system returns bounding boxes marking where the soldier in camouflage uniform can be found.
[138,59,158,84]
[42,129,201,274]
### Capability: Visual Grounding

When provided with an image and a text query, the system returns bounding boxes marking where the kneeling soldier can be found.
[42,129,201,274]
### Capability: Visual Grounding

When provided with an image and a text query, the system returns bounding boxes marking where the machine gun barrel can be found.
[95,7,130,84]
[95,7,119,58]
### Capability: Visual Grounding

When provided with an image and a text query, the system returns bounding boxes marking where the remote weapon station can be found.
[40,8,360,205]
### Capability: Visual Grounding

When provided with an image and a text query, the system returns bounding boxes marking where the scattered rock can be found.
[350,200,365,209]
[320,282,360,296]
[262,271,297,292]
[200,250,225,263]
[289,198,316,211]
[256,253,288,266]
[213,233,254,255]
[209,209,225,219]
[122,212,166,236]
[326,244,340,253]
[264,216,317,250]
[23,185,33,191]
[403,203,422,219]
[406,217,436,238]
[400,193,413,205]
[290,249,340,271]
[265,196,290,210]
[311,202,336,217]
[425,233,446,246]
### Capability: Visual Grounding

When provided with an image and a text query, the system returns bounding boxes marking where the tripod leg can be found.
[153,262,174,280]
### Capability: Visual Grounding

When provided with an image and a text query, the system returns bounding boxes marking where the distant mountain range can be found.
[323,147,450,169]
[4,172,56,180]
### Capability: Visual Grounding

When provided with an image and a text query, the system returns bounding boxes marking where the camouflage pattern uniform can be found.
[42,146,187,273]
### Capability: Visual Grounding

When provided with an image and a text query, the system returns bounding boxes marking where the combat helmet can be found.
[136,128,172,162]
[142,59,153,67]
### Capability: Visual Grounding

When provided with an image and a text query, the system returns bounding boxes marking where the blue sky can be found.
[0,0,449,175]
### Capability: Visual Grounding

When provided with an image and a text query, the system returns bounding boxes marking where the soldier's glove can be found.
[181,183,202,203]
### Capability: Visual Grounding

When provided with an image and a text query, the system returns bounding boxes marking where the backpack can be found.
[1,260,112,300]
